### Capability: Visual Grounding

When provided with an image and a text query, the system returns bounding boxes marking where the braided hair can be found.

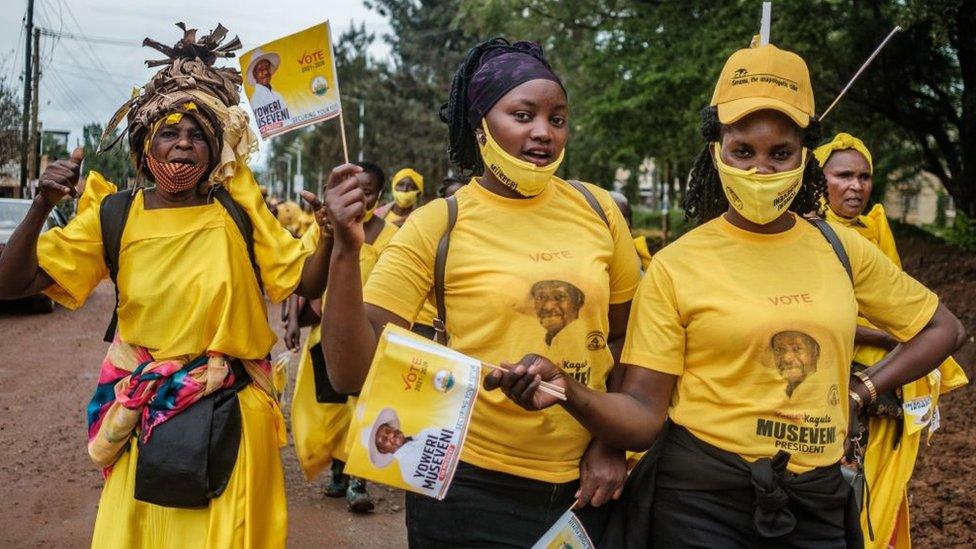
[439,38,530,175]
[683,106,827,224]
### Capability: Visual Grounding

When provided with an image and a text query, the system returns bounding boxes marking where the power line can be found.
[44,70,102,123]
[59,0,126,84]
[51,63,135,87]
[39,80,92,129]
[38,28,141,48]
[52,35,119,100]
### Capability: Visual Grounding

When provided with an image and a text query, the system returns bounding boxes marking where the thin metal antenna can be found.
[820,26,902,121]
[760,2,771,46]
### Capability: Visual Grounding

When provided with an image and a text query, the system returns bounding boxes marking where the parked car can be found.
[0,198,68,313]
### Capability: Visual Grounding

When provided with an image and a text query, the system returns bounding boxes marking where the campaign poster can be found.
[345,325,481,500]
[239,21,342,139]
[531,509,594,549]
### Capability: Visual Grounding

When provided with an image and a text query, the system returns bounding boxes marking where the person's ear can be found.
[475,127,486,146]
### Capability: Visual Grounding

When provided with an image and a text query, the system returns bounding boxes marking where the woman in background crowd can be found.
[290,161,393,514]
[815,132,968,548]
[376,168,424,226]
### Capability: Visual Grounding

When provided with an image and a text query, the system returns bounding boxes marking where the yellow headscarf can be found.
[813,132,873,173]
[392,168,424,193]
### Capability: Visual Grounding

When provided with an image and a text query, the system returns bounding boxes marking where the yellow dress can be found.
[827,204,968,548]
[37,168,315,549]
[291,220,398,480]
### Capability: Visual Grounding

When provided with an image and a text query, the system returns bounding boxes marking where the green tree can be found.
[463,0,976,226]
[41,132,69,161]
[0,76,22,168]
[83,123,133,185]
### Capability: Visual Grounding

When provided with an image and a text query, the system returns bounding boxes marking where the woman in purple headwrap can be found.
[318,38,642,546]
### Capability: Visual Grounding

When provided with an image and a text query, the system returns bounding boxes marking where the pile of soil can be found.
[895,228,976,545]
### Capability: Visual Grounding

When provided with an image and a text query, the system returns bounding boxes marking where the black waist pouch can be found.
[134,362,251,508]
[310,342,359,403]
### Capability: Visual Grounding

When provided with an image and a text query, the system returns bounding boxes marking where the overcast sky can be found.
[1,0,391,164]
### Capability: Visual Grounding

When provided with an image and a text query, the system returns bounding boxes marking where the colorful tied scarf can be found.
[86,338,275,474]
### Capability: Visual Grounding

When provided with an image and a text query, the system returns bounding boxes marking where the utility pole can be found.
[19,0,35,197]
[27,28,41,196]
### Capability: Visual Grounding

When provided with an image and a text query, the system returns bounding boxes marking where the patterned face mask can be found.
[146,153,208,193]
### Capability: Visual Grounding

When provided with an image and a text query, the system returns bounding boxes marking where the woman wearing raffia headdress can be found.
[0,23,332,548]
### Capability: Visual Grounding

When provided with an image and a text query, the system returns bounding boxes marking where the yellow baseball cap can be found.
[710,43,815,128]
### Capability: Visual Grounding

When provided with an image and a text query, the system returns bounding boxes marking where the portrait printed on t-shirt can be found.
[530,280,585,346]
[522,278,607,387]
[770,330,821,398]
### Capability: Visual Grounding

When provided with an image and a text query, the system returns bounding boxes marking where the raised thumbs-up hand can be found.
[38,147,84,208]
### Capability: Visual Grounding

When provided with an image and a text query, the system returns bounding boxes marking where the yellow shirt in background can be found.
[38,168,314,361]
[292,219,397,479]
[621,214,938,473]
[364,178,641,482]
[383,207,407,227]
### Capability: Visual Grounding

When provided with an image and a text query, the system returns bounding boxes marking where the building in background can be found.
[884,171,956,228]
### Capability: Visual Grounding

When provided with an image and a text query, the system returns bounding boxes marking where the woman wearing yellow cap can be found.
[0,24,332,548]
[815,133,968,548]
[320,38,641,546]
[489,41,966,547]
[375,168,424,227]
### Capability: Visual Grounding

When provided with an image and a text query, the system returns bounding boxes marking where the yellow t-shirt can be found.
[364,178,641,482]
[38,169,315,361]
[308,220,398,348]
[383,207,407,227]
[621,214,938,473]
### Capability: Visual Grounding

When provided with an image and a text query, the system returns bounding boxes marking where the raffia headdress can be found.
[100,22,258,185]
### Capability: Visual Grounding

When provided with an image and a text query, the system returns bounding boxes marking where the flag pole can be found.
[338,110,350,164]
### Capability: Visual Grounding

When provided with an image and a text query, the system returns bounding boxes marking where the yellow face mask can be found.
[478,119,564,197]
[392,186,420,209]
[362,200,378,222]
[712,142,807,225]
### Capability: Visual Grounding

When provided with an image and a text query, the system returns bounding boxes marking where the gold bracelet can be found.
[848,390,864,410]
[852,371,878,404]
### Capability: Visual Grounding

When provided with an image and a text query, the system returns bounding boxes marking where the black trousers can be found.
[405,461,610,548]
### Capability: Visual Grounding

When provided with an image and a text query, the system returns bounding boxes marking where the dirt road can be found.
[0,282,406,548]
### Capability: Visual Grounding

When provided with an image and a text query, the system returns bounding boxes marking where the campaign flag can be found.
[345,325,481,500]
[531,509,594,549]
[240,21,342,139]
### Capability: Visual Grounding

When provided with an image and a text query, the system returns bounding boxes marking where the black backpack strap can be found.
[807,217,853,283]
[100,190,137,342]
[211,186,263,293]
[567,179,610,227]
[432,196,458,345]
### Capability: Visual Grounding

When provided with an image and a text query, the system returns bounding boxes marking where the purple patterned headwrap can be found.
[465,41,565,129]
